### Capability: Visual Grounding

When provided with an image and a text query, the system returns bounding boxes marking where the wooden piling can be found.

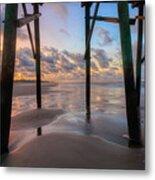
[117,2,141,145]
[33,4,41,109]
[1,4,18,154]
[136,3,144,108]
[85,4,91,123]
[84,2,99,60]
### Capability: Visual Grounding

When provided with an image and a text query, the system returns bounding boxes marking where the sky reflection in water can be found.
[12,82,128,117]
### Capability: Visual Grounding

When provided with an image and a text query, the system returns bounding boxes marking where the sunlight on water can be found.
[12,82,128,117]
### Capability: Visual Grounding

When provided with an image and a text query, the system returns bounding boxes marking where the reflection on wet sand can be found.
[10,82,144,152]
[12,82,128,116]
[37,127,42,136]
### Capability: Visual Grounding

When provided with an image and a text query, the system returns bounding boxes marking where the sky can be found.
[0,2,144,82]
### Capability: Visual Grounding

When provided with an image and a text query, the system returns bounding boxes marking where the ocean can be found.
[12,81,145,123]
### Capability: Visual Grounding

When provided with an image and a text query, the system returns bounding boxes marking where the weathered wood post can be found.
[33,4,41,108]
[136,2,144,108]
[1,4,18,154]
[85,3,91,123]
[117,1,141,146]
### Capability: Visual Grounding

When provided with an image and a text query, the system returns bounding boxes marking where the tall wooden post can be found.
[117,2,141,146]
[33,4,41,108]
[136,3,144,108]
[85,4,91,123]
[1,4,18,154]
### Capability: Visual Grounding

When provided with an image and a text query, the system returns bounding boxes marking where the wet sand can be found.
[2,133,144,169]
[13,82,57,97]
[1,82,145,169]
[11,109,64,131]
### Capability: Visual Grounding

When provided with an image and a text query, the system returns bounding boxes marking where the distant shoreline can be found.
[14,80,56,84]
[14,80,145,85]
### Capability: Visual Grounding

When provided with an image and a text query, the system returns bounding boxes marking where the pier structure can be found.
[82,1,145,146]
[1,1,145,154]
[1,3,42,154]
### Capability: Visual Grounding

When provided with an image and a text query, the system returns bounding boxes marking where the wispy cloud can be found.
[45,3,68,20]
[95,26,113,46]
[59,28,70,37]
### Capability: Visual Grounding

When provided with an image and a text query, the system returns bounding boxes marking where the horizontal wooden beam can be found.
[89,16,136,25]
[16,13,41,27]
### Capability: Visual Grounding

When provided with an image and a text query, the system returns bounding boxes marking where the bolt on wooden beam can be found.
[1,4,18,154]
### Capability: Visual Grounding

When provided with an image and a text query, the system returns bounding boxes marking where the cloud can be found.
[92,48,112,68]
[46,3,68,20]
[14,45,123,82]
[59,28,70,37]
[41,46,84,73]
[41,47,59,64]
[0,5,5,46]
[16,47,34,67]
[17,28,28,41]
[14,46,84,81]
[95,27,113,46]
[0,4,5,21]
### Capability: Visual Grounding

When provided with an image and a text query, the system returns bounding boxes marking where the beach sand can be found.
[1,82,145,169]
[2,132,144,169]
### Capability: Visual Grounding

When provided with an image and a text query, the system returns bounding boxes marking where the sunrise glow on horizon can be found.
[0,2,142,82]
